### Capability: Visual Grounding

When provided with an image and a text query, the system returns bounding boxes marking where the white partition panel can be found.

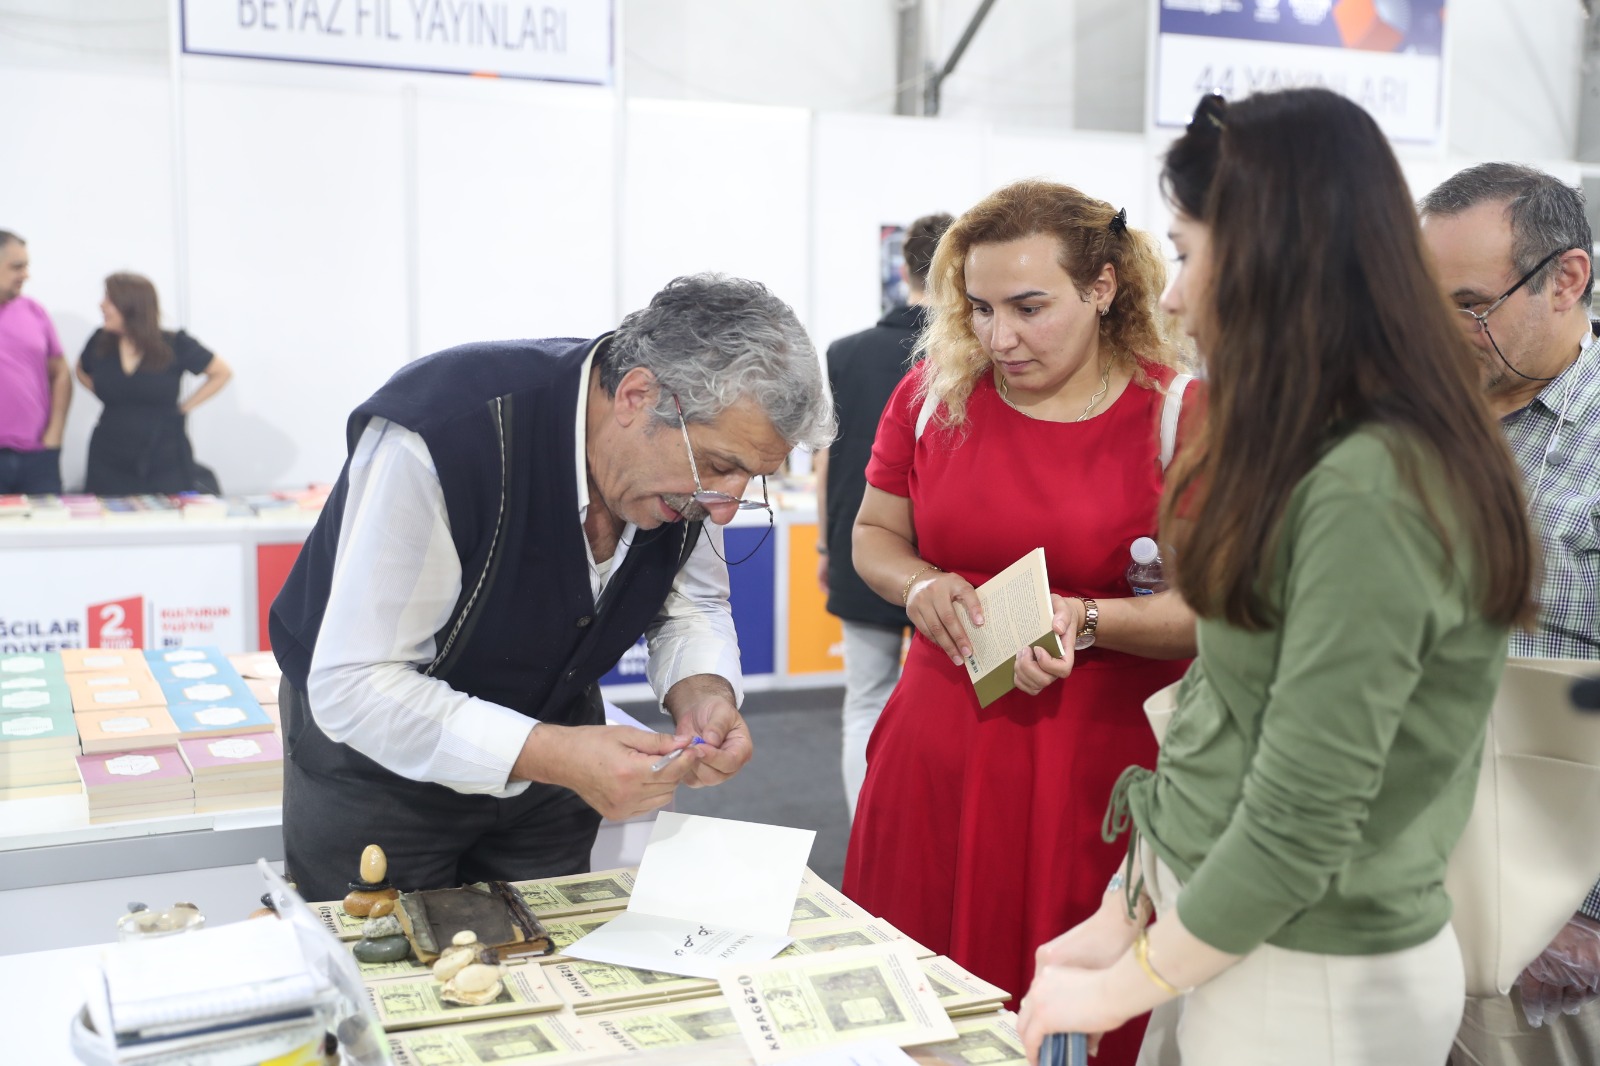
[181,70,409,493]
[0,66,178,492]
[622,99,812,322]
[414,82,618,353]
[808,113,988,357]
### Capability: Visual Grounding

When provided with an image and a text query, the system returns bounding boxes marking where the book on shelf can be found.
[76,746,192,797]
[60,648,152,674]
[68,670,167,714]
[76,705,184,754]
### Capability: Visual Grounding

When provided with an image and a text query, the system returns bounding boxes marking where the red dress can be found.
[842,363,1194,1066]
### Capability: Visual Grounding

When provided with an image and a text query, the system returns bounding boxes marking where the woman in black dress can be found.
[75,273,232,495]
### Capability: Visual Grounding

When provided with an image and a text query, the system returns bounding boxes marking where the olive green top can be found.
[1118,426,1509,956]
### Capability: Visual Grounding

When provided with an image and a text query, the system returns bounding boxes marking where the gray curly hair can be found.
[600,274,835,451]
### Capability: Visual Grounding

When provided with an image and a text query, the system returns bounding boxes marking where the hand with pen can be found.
[661,672,753,789]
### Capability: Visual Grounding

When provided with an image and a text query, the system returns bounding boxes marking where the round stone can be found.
[367,898,395,919]
[352,935,412,964]
[360,844,388,884]
[342,887,399,917]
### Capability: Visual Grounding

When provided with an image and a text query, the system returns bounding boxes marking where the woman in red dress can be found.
[842,180,1199,1066]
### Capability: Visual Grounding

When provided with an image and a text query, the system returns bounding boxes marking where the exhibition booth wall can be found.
[2,0,1589,499]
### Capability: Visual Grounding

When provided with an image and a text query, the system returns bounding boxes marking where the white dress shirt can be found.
[305,348,744,798]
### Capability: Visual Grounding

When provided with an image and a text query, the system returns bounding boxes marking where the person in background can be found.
[816,210,953,818]
[76,272,232,495]
[0,231,70,494]
[843,179,1198,1066]
[269,274,834,902]
[1420,164,1600,1065]
[1017,88,1536,1066]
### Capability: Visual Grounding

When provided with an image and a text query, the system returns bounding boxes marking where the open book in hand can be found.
[953,547,1063,708]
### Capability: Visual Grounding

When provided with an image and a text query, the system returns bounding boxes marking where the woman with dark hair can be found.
[844,179,1200,1065]
[76,272,232,495]
[1017,89,1536,1065]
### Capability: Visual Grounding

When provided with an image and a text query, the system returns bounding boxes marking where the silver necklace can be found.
[998,361,1111,421]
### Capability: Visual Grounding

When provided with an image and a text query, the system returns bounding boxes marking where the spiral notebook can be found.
[104,918,319,1036]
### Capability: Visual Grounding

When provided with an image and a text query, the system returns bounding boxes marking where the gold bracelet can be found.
[1133,928,1186,997]
[901,563,943,606]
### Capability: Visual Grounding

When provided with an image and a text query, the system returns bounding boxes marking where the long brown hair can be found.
[92,273,173,372]
[1159,89,1535,629]
[918,179,1178,428]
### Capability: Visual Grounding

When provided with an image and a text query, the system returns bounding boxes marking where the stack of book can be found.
[149,648,274,738]
[0,709,81,801]
[75,746,194,823]
[0,653,81,798]
[178,730,283,812]
[100,496,184,522]
[61,494,105,520]
[173,492,229,520]
[0,494,30,519]
[228,652,283,729]
[25,495,69,522]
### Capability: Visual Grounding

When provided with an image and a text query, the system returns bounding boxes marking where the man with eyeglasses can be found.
[269,274,834,901]
[1421,164,1600,1066]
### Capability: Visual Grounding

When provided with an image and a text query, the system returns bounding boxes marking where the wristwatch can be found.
[1073,597,1099,651]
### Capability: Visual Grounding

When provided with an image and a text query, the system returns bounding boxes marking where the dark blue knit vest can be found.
[269,337,701,782]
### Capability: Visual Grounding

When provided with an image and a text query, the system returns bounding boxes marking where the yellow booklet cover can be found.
[955,547,1062,708]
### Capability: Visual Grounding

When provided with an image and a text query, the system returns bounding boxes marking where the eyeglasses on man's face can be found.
[1455,246,1568,336]
[671,394,773,566]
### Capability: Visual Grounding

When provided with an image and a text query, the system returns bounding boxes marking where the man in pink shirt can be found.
[0,231,70,494]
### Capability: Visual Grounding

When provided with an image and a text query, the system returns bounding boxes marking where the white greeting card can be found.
[563,812,814,979]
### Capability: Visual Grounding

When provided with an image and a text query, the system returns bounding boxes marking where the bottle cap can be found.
[1131,537,1159,565]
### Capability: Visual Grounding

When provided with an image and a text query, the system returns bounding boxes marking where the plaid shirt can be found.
[1501,326,1600,920]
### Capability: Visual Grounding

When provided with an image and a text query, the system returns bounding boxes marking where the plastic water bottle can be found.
[1126,536,1166,595]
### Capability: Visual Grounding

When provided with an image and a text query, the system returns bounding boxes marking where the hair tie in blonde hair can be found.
[1109,208,1128,237]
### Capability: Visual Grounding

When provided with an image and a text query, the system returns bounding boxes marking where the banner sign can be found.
[1153,0,1446,144]
[0,544,247,654]
[181,0,614,85]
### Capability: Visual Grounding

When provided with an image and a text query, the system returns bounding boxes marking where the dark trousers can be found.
[0,447,62,494]
[279,682,602,902]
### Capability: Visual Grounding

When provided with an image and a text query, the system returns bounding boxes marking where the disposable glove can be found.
[1517,915,1600,1027]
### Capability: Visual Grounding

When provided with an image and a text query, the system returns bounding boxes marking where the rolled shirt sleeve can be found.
[1175,485,1448,954]
[305,419,537,797]
[644,519,744,708]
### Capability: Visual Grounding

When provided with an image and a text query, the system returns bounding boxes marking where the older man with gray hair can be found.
[269,274,834,901]
[1421,164,1600,1066]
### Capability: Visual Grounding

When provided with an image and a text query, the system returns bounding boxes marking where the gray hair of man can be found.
[600,273,835,451]
[1418,162,1595,308]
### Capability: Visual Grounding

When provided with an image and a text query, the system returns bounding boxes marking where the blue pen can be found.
[651,736,705,772]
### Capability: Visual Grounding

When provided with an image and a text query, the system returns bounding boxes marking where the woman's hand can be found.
[1014,594,1085,695]
[1035,897,1143,974]
[1018,965,1126,1064]
[906,571,984,667]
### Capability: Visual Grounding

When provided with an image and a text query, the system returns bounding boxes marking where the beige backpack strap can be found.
[914,389,939,442]
[1160,373,1194,471]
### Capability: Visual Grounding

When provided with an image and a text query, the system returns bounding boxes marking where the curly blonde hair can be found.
[916,179,1178,428]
